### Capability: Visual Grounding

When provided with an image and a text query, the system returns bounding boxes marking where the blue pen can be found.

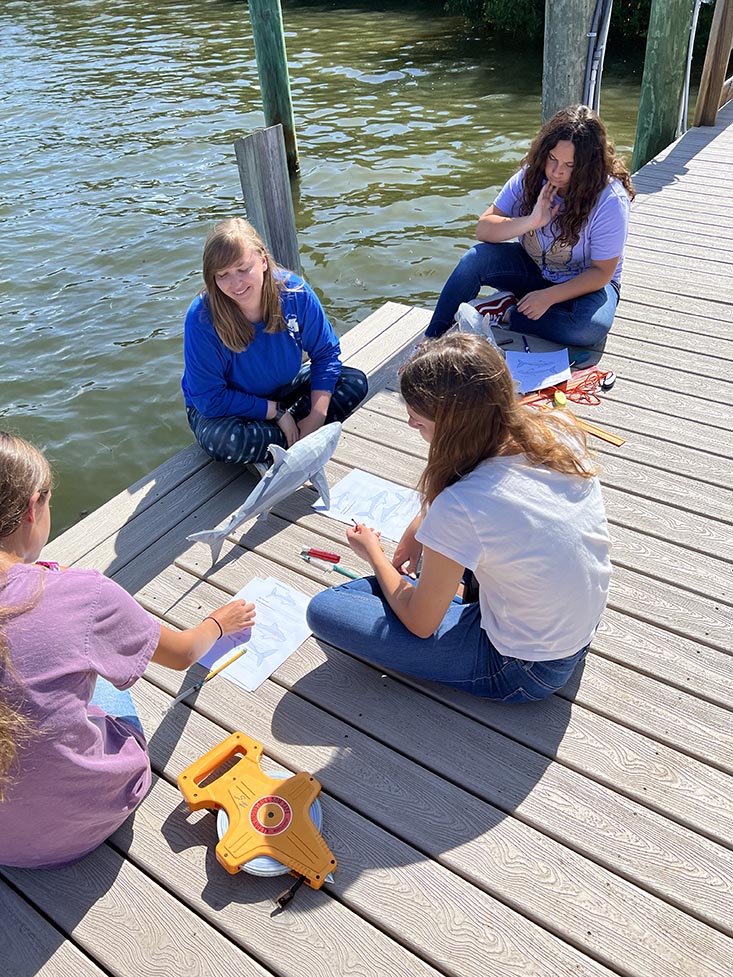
[522,334,531,353]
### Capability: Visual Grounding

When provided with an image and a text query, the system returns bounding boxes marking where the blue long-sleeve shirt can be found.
[181,275,343,419]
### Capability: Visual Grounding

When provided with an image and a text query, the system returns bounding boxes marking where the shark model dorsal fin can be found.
[268,443,288,469]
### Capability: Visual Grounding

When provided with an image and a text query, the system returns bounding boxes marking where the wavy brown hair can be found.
[201,217,291,353]
[0,432,52,800]
[400,335,598,505]
[519,104,635,248]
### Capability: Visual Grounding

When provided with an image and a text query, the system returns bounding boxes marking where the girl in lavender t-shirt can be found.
[0,432,256,869]
[426,104,635,347]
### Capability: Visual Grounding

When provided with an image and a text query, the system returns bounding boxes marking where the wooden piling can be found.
[631,0,696,171]
[234,125,301,274]
[248,0,300,177]
[542,0,597,122]
[693,0,733,127]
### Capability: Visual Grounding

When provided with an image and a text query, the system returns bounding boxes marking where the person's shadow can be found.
[263,639,581,896]
[1,839,127,976]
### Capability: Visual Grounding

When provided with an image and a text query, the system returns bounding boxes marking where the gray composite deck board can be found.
[134,681,618,977]
[340,403,733,570]
[0,884,107,977]
[164,502,733,841]
[1,849,275,977]
[154,548,730,875]
[5,104,733,977]
[613,303,732,341]
[367,386,733,497]
[133,585,730,977]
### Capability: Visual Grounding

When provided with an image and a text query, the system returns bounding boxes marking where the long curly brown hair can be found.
[520,104,635,247]
[0,432,52,800]
[201,217,290,353]
[400,335,598,506]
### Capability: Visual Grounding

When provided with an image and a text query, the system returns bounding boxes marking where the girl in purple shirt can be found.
[0,432,256,869]
[426,104,635,348]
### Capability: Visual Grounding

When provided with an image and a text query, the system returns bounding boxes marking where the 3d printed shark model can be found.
[187,421,342,564]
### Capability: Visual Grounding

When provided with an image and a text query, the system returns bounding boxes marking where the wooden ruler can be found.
[575,417,626,447]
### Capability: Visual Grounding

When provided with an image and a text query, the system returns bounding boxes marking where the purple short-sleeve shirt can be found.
[494,168,630,285]
[0,564,159,868]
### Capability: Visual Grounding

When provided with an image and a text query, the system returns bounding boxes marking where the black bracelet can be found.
[204,616,223,639]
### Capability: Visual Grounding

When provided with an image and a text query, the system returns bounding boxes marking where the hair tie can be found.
[204,616,223,639]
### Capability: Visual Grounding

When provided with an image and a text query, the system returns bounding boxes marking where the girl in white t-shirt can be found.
[306,334,610,702]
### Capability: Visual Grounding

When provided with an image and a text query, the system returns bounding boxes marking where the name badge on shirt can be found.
[286,315,301,340]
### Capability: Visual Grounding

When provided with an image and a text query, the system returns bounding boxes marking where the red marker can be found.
[300,547,341,563]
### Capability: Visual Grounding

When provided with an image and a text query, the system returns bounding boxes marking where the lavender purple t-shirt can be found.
[0,563,159,869]
[494,168,631,285]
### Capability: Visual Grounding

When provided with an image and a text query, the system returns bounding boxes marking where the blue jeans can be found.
[187,364,368,465]
[90,676,144,735]
[306,576,588,702]
[426,241,619,347]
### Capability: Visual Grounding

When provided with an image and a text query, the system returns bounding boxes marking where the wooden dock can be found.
[3,101,732,977]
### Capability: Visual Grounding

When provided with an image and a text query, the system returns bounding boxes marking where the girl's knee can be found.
[197,434,239,464]
[340,367,368,401]
[353,369,368,399]
[458,244,487,271]
[195,435,228,464]
[306,589,339,636]
[306,579,373,640]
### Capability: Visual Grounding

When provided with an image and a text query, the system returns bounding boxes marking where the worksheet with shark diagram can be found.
[197,576,311,692]
[505,348,571,394]
[314,469,422,543]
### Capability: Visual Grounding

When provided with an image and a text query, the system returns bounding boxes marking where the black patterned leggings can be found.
[186,364,368,465]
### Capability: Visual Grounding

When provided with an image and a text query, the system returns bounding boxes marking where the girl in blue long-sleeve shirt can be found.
[182,218,368,466]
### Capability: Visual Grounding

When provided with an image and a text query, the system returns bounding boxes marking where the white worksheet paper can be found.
[197,576,311,691]
[314,468,421,543]
[505,348,571,393]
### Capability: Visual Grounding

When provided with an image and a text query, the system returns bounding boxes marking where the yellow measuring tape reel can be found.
[177,731,337,893]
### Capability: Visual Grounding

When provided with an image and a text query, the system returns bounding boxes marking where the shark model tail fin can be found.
[186,529,226,565]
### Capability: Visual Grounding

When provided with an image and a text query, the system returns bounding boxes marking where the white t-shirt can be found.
[416,454,611,661]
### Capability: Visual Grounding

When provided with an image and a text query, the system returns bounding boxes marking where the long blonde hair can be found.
[201,217,289,352]
[0,432,53,800]
[399,334,598,505]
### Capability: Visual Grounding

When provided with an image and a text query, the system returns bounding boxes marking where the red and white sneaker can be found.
[470,291,516,326]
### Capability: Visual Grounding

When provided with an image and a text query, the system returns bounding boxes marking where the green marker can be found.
[331,563,360,580]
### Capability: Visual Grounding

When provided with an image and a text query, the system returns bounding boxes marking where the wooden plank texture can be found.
[0,883,106,977]
[6,89,732,977]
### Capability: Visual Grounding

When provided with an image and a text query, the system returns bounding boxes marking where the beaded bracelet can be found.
[204,616,223,639]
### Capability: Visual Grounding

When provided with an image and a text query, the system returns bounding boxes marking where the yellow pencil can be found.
[202,647,248,682]
[167,647,248,711]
